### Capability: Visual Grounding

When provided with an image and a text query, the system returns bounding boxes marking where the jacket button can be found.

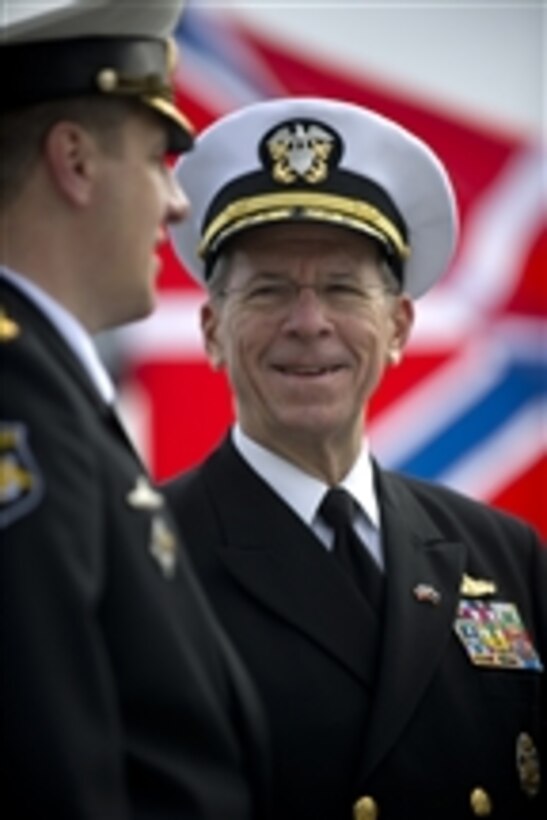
[470,787,493,816]
[353,795,378,820]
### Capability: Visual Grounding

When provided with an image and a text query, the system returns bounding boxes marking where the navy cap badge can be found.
[261,119,341,185]
[0,422,44,528]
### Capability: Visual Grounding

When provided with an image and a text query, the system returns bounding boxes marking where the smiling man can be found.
[165,97,546,820]
[201,221,412,485]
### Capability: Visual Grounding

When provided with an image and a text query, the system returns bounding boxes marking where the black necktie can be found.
[319,487,384,614]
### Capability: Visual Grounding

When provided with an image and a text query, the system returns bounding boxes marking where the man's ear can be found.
[43,121,99,207]
[200,301,225,370]
[388,293,414,365]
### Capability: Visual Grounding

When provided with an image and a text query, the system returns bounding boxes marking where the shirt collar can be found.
[1,267,116,405]
[232,423,380,531]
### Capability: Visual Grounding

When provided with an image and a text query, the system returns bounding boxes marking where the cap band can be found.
[198,189,410,263]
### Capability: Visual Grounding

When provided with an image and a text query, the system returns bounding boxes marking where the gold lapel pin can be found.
[126,475,165,510]
[460,574,497,597]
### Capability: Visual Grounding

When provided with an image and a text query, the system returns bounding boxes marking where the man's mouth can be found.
[273,364,345,377]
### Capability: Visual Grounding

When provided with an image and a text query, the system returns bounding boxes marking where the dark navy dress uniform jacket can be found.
[165,436,547,820]
[1,280,271,820]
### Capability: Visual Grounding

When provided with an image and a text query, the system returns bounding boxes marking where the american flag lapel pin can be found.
[413,583,441,605]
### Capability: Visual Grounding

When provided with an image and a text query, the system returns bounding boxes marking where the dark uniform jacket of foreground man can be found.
[0,281,271,819]
[166,437,546,820]
[0,2,271,816]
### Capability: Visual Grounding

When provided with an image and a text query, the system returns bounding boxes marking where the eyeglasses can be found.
[217,276,397,314]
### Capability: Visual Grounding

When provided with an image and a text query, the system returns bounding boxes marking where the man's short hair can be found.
[0,96,142,209]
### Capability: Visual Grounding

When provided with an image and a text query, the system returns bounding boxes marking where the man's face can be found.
[201,223,414,460]
[90,111,188,329]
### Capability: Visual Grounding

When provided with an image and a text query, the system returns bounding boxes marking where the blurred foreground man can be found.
[166,97,546,820]
[0,2,270,818]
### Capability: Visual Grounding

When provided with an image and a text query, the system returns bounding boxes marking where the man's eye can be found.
[325,283,363,296]
[247,283,287,298]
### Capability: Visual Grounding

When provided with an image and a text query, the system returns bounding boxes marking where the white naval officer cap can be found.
[169,96,459,297]
[1,0,193,153]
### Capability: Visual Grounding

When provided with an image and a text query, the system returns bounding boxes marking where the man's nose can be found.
[166,170,190,224]
[282,284,332,333]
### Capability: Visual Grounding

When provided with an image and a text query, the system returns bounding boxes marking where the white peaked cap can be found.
[170,96,459,297]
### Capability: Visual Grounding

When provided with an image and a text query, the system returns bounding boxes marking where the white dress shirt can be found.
[1,267,115,405]
[232,424,384,569]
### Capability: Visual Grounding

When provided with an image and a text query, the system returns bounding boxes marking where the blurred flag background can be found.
[101,1,546,539]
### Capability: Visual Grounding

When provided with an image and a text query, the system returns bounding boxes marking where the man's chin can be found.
[100,296,156,332]
[273,413,347,442]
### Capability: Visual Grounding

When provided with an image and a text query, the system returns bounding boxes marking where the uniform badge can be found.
[460,573,497,597]
[0,307,20,342]
[0,422,44,527]
[126,475,164,510]
[454,600,543,671]
[261,118,341,185]
[516,732,541,798]
[413,583,441,605]
[149,515,177,579]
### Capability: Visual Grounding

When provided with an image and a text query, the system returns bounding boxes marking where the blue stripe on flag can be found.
[397,362,546,478]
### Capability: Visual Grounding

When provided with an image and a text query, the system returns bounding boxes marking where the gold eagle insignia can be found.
[266,122,335,184]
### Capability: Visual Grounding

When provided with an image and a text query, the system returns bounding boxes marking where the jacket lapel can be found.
[2,281,142,463]
[360,469,466,779]
[201,440,468,770]
[205,440,381,689]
